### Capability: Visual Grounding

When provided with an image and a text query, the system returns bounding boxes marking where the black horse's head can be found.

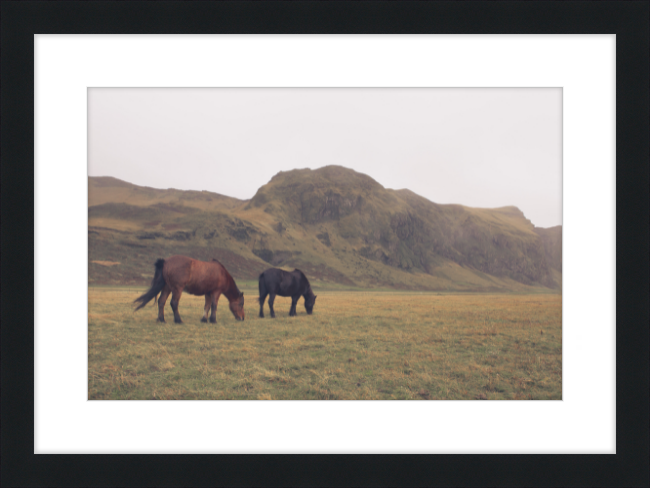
[304,290,317,315]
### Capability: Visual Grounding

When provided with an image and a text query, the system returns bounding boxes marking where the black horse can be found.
[258,268,317,318]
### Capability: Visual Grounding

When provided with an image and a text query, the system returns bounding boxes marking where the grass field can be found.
[89,286,561,400]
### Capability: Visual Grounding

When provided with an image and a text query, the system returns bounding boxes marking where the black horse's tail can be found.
[134,259,166,311]
[258,272,266,304]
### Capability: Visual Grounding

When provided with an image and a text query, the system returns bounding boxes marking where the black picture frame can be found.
[1,1,648,486]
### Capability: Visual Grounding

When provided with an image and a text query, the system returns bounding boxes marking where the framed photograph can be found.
[2,1,647,486]
[87,86,563,403]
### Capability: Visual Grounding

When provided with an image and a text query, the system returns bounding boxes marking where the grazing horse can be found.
[258,268,317,318]
[134,255,245,323]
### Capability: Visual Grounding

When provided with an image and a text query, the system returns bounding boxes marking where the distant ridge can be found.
[88,166,561,291]
[89,176,245,210]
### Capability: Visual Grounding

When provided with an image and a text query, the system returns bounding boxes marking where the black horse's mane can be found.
[292,269,313,293]
[293,268,307,280]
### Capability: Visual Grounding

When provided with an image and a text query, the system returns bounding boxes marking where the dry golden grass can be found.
[89,286,561,400]
[91,260,121,267]
[88,217,143,231]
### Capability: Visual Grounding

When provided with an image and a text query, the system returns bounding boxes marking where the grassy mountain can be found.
[88,168,561,292]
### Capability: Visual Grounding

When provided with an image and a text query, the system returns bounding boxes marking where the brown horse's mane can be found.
[212,258,241,300]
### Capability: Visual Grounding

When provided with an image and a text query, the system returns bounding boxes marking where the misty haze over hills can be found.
[88,88,563,229]
[89,166,561,292]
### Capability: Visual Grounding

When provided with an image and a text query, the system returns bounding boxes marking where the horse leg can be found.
[268,293,276,318]
[170,288,184,324]
[201,294,211,323]
[209,291,220,323]
[259,292,267,318]
[157,285,171,323]
[289,296,299,316]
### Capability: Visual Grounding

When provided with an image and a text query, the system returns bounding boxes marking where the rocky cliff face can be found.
[246,166,561,288]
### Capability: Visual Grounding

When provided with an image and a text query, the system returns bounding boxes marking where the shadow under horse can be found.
[134,255,245,323]
[258,268,317,318]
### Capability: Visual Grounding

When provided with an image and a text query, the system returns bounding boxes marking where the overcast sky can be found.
[88,88,562,228]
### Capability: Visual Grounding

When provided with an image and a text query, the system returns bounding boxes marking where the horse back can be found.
[164,255,226,295]
[162,255,194,285]
[260,267,306,296]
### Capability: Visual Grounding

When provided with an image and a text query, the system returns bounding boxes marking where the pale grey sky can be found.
[88,88,562,228]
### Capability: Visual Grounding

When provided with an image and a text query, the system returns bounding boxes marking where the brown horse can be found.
[134,255,245,323]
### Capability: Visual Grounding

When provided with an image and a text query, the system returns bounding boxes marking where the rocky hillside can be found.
[88,167,561,292]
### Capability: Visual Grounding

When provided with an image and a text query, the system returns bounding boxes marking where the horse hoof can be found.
[157,318,165,323]
[200,317,208,323]
[174,319,183,324]
[209,318,217,324]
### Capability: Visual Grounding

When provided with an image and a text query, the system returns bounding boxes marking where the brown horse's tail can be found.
[134,259,166,311]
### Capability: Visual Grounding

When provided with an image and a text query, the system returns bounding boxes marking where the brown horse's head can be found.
[229,292,245,321]
[304,291,317,315]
